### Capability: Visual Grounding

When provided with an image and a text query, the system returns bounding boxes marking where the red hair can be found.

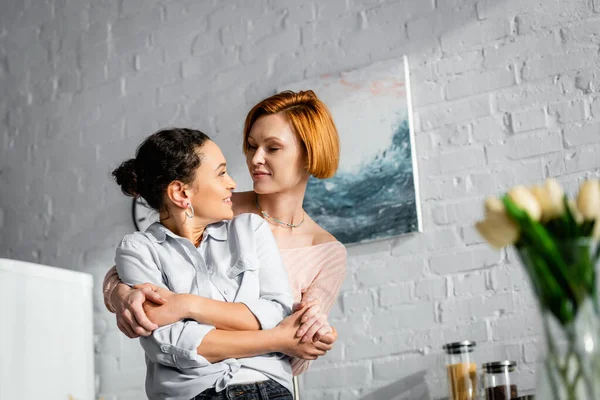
[243,90,340,179]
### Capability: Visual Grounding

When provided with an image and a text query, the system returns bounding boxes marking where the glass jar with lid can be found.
[443,341,478,400]
[482,360,518,399]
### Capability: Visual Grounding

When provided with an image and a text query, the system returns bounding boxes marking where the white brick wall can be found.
[1,0,600,399]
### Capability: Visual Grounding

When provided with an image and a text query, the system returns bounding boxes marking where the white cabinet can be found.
[0,258,95,400]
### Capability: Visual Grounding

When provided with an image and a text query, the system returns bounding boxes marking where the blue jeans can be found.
[192,379,293,400]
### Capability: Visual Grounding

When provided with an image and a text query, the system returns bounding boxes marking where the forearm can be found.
[183,294,261,331]
[291,357,311,376]
[196,320,337,364]
[103,266,121,313]
[197,328,282,363]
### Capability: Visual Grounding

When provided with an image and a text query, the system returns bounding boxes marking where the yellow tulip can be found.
[484,196,505,215]
[568,199,584,224]
[530,178,565,221]
[475,197,520,249]
[508,185,542,221]
[577,179,600,220]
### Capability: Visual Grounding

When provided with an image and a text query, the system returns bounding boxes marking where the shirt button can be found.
[224,290,228,295]
[161,345,169,352]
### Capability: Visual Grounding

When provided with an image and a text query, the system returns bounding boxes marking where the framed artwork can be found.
[280,56,422,245]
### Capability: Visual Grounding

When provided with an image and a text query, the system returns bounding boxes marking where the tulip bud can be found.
[508,185,542,221]
[530,179,565,221]
[577,179,600,220]
[484,196,505,216]
[568,199,584,224]
[476,197,520,249]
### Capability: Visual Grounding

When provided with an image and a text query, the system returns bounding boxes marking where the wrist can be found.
[179,293,195,320]
[111,283,129,311]
[270,325,288,354]
[181,294,206,321]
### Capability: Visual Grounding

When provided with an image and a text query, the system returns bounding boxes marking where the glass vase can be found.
[517,239,600,400]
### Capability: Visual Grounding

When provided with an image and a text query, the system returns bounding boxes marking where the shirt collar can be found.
[145,222,168,243]
[204,221,228,241]
[145,221,228,243]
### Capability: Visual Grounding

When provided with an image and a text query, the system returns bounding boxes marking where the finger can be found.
[143,288,166,305]
[297,318,319,338]
[302,320,323,343]
[300,305,321,323]
[117,319,137,339]
[313,325,333,342]
[121,308,135,327]
[130,303,158,332]
[303,355,317,360]
[133,325,153,337]
[133,282,157,290]
[319,333,336,345]
[315,341,333,352]
[310,348,327,356]
[122,308,152,336]
[292,308,307,318]
[298,301,319,316]
[292,302,305,312]
[296,316,318,337]
[116,321,130,338]
[127,313,152,337]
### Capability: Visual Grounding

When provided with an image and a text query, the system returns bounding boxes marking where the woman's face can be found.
[188,140,236,222]
[246,113,309,194]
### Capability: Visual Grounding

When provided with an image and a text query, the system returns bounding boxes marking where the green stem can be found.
[504,197,583,323]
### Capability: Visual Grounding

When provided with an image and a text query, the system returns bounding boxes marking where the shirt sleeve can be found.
[290,242,347,376]
[115,235,216,370]
[240,218,294,330]
[102,266,120,313]
[140,320,215,370]
[115,235,167,289]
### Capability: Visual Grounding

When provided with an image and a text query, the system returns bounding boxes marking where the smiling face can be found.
[187,140,237,222]
[245,113,309,194]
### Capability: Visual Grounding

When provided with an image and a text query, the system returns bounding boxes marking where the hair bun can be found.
[112,159,139,197]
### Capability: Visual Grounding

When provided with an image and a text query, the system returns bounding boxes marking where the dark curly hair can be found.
[112,128,211,211]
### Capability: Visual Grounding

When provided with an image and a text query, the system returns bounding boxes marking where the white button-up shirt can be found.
[115,213,293,400]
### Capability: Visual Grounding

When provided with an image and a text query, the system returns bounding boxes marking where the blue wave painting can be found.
[281,56,420,245]
[304,118,418,244]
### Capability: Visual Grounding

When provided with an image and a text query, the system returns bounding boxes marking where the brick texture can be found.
[1,0,600,399]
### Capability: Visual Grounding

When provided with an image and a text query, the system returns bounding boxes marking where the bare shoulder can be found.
[232,191,257,215]
[307,217,341,246]
[306,220,347,276]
